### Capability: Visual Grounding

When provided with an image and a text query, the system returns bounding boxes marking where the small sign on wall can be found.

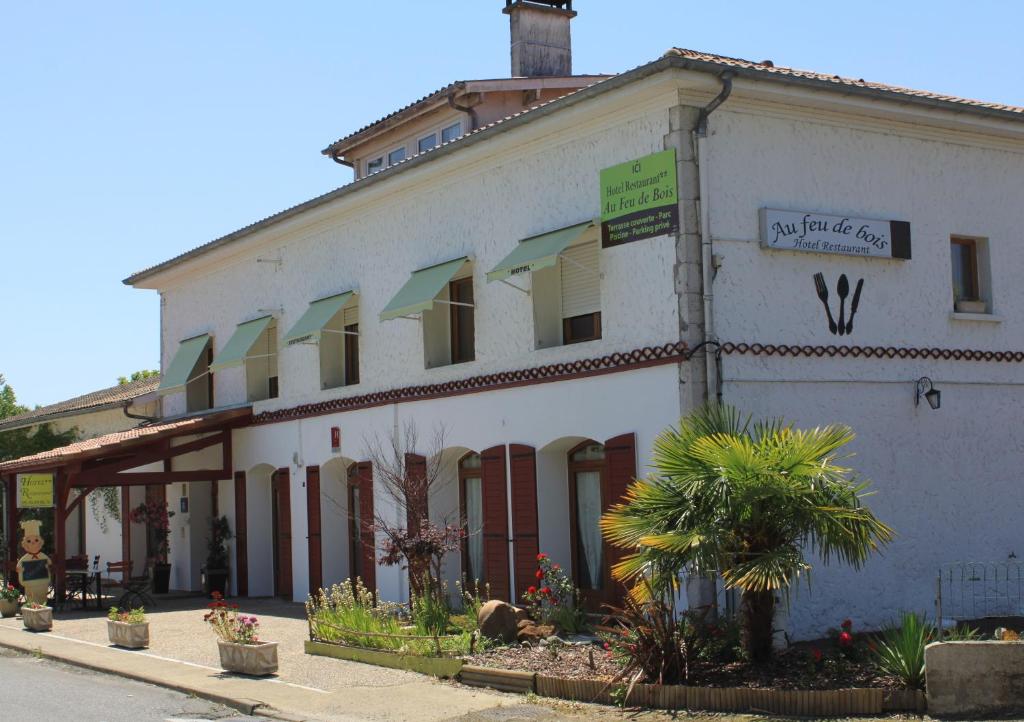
[760,208,911,260]
[330,426,341,454]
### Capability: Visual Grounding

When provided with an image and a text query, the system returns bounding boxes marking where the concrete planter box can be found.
[107,620,150,649]
[0,599,18,618]
[22,606,52,632]
[217,640,278,676]
[304,640,464,678]
[926,640,1024,717]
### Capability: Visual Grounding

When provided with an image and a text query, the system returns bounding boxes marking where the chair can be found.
[61,556,90,610]
[106,561,155,609]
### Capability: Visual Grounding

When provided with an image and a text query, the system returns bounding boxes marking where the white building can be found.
[4,1,1022,640]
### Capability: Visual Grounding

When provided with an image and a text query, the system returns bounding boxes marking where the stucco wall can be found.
[704,105,1024,639]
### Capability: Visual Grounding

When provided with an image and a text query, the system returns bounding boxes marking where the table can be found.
[63,570,104,611]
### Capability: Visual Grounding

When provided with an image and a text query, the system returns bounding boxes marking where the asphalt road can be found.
[0,648,271,722]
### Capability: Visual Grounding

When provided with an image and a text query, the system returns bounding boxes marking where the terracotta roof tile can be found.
[0,377,161,432]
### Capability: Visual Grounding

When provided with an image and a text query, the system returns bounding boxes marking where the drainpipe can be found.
[447,90,479,132]
[329,151,354,168]
[123,400,159,423]
[695,72,733,404]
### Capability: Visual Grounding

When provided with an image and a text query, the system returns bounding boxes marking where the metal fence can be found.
[936,561,1024,625]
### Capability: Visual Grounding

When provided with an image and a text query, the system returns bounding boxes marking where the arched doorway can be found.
[567,440,608,607]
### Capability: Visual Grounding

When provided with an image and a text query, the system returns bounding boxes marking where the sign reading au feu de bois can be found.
[17,473,54,509]
[600,149,679,248]
[760,208,912,260]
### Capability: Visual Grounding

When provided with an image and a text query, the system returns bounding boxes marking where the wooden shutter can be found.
[481,445,510,602]
[560,242,601,318]
[272,468,293,598]
[306,466,322,596]
[404,453,428,537]
[604,433,637,603]
[234,471,248,597]
[355,461,376,592]
[509,444,540,602]
[342,304,359,327]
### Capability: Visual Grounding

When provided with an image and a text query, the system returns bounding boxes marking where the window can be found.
[950,235,992,314]
[347,464,362,580]
[441,122,462,144]
[559,242,601,343]
[318,301,360,390]
[245,320,278,402]
[343,304,360,386]
[366,156,384,175]
[418,133,437,153]
[459,453,484,583]
[186,339,213,413]
[449,277,475,364]
[387,147,406,166]
[568,442,606,594]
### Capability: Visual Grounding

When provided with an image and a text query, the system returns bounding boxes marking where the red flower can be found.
[841,619,853,630]
[535,569,544,580]
[536,553,547,561]
[811,647,823,662]
[541,586,551,596]
[527,586,537,595]
[602,642,610,651]
[838,631,853,647]
[552,564,560,571]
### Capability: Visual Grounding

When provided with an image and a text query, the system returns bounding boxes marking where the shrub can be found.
[521,553,586,633]
[108,606,146,624]
[412,581,451,636]
[203,592,261,645]
[871,612,980,689]
[1,583,19,603]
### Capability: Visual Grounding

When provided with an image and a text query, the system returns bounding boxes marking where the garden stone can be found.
[478,600,519,643]
[516,620,555,644]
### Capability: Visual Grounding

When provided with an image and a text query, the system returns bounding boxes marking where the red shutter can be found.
[604,433,637,603]
[234,471,248,597]
[306,466,322,596]
[509,444,540,602]
[273,468,293,598]
[481,445,510,602]
[404,453,428,537]
[355,461,376,592]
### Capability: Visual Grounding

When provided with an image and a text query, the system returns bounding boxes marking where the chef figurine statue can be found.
[16,520,51,606]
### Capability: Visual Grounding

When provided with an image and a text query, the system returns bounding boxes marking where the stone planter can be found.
[22,606,52,632]
[217,640,278,676]
[0,599,18,618]
[107,620,150,649]
[926,640,1024,717]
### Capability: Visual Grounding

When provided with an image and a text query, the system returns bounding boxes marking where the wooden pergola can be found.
[0,407,250,602]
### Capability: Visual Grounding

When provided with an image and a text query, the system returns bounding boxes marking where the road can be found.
[0,648,271,722]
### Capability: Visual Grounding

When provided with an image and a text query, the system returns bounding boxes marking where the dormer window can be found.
[366,156,384,175]
[418,133,438,153]
[441,122,462,144]
[387,147,406,166]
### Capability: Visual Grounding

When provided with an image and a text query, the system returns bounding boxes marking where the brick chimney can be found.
[503,0,576,77]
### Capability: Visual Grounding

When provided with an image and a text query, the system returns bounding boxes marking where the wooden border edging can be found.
[459,665,536,694]
[303,640,464,678]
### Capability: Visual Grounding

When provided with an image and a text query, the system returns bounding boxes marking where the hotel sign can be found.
[760,209,911,260]
[17,473,54,509]
[600,150,679,248]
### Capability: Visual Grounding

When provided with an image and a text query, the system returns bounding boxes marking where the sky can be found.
[1,1,1020,408]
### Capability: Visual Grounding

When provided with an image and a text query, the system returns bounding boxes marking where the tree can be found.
[117,369,159,385]
[601,404,894,663]
[0,374,28,419]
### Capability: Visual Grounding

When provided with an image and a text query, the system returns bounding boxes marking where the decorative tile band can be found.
[252,341,690,425]
[719,342,1024,363]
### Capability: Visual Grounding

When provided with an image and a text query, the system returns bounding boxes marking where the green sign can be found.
[600,149,679,248]
[17,473,54,509]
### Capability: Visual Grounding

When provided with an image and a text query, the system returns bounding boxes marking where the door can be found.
[271,468,292,598]
[568,441,608,609]
[509,444,540,601]
[306,466,322,596]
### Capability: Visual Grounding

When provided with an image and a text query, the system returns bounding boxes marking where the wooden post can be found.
[4,474,18,576]
[121,486,131,574]
[53,470,69,605]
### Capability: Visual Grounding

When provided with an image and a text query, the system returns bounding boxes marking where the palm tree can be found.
[601,404,894,662]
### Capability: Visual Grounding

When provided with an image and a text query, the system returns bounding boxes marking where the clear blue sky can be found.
[1,1,1019,407]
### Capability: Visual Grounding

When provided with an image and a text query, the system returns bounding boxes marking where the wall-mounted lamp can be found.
[915,376,941,410]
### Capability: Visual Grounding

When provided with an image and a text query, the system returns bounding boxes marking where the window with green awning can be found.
[486,221,595,283]
[210,316,274,372]
[158,334,211,395]
[281,292,355,345]
[380,257,469,321]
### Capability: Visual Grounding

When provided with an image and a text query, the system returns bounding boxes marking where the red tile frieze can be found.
[252,341,690,425]
[719,342,1024,362]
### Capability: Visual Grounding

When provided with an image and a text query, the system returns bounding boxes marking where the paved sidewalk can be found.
[0,597,524,722]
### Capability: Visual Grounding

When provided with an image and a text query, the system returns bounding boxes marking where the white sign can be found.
[760,209,911,260]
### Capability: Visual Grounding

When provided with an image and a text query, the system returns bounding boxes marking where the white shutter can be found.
[342,304,359,327]
[560,242,600,318]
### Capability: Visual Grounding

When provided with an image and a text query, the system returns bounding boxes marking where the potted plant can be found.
[202,516,232,598]
[0,582,20,618]
[204,592,278,675]
[129,500,174,594]
[21,602,52,632]
[106,606,149,649]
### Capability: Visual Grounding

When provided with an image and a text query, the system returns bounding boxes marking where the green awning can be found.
[158,334,210,394]
[486,221,595,282]
[281,292,354,345]
[210,316,273,372]
[380,257,468,321]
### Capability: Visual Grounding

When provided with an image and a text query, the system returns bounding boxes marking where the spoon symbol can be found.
[836,274,849,337]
